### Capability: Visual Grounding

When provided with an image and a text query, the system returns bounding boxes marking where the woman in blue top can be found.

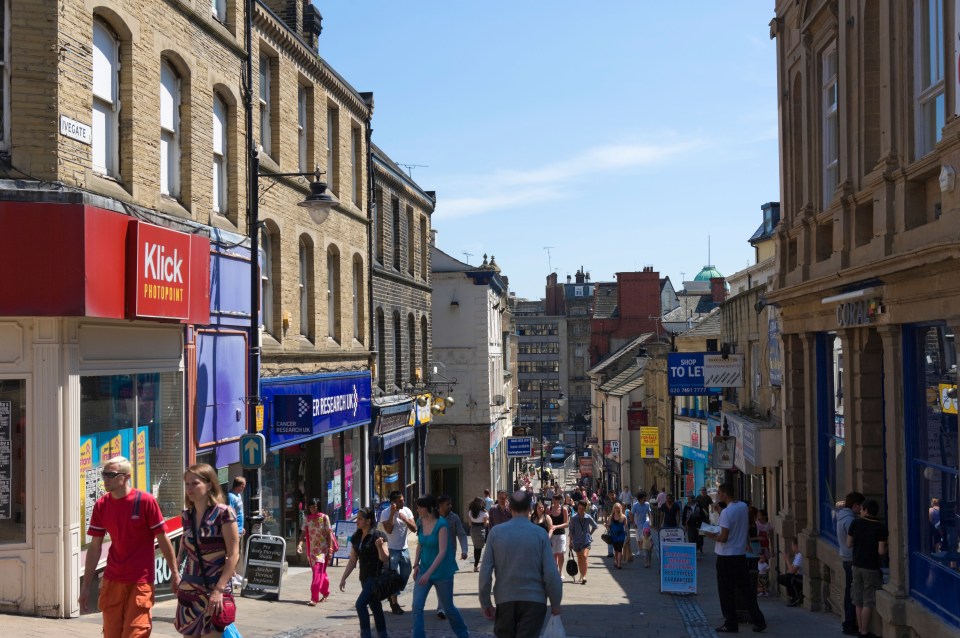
[411,494,468,638]
[569,500,599,584]
[606,502,628,569]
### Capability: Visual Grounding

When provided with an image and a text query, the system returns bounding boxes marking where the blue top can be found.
[417,516,457,581]
[608,517,627,543]
[227,492,244,534]
[569,513,598,546]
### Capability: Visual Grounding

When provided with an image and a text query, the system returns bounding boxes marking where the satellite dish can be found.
[492,394,506,406]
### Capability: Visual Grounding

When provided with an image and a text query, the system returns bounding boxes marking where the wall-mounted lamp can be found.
[450,300,460,308]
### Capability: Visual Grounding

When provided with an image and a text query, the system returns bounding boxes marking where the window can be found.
[376,309,386,390]
[259,54,271,156]
[261,227,274,335]
[298,238,313,339]
[326,106,339,193]
[159,60,181,198]
[391,196,401,270]
[408,314,417,382]
[327,246,340,341]
[393,311,402,388]
[375,187,385,263]
[351,125,362,206]
[406,206,415,276]
[211,0,225,22]
[92,19,120,177]
[0,379,26,544]
[905,324,959,624]
[352,255,364,343]
[419,216,427,280]
[817,332,846,543]
[298,86,308,172]
[916,0,945,157]
[821,43,839,209]
[420,316,428,375]
[212,94,228,215]
[0,0,10,150]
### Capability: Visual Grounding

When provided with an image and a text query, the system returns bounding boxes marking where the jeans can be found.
[842,560,856,630]
[494,601,547,638]
[356,577,388,638]
[412,577,467,638]
[388,548,412,594]
[716,554,765,630]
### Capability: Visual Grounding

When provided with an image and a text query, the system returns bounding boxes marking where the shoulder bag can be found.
[190,507,237,630]
[565,547,578,577]
[365,532,402,601]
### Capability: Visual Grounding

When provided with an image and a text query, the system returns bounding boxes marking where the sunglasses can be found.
[101,471,127,479]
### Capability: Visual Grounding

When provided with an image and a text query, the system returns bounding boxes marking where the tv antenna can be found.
[397,163,429,178]
[543,246,555,274]
[462,251,473,263]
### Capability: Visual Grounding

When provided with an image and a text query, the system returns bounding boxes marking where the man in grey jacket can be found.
[479,490,562,638]
[836,491,865,636]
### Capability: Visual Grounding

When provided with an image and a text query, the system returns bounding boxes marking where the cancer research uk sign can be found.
[668,353,743,396]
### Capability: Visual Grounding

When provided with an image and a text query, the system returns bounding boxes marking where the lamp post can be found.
[538,382,545,485]
[243,0,339,525]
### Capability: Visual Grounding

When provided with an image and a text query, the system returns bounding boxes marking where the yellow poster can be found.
[640,426,660,459]
[940,384,958,414]
[136,429,148,489]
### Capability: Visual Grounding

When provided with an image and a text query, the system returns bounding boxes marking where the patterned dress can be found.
[302,512,333,559]
[175,503,237,636]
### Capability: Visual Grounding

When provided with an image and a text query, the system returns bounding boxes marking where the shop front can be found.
[371,397,418,507]
[260,372,371,556]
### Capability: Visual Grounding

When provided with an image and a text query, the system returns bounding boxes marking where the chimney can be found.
[547,272,558,286]
[430,229,438,246]
[567,274,572,283]
[575,268,585,284]
[710,277,727,303]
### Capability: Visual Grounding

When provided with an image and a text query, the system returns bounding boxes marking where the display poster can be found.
[332,519,358,561]
[660,542,697,593]
[640,426,660,459]
[0,401,11,520]
[344,454,354,517]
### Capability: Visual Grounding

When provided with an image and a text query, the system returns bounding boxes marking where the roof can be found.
[694,265,724,282]
[599,362,644,393]
[680,307,721,337]
[588,333,654,376]
[609,374,645,397]
[593,282,618,318]
[371,142,436,206]
[430,245,473,273]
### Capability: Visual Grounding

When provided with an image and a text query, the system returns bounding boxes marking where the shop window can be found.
[79,372,184,549]
[92,19,120,177]
[0,379,26,544]
[905,324,959,624]
[817,332,846,543]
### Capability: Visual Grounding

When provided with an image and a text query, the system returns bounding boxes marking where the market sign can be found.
[129,222,195,320]
[640,426,660,459]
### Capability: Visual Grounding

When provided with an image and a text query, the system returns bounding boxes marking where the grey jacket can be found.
[836,507,856,561]
[479,515,562,609]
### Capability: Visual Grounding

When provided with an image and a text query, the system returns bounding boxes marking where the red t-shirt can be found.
[88,489,166,584]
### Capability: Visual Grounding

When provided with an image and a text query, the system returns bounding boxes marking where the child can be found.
[639,527,654,568]
[757,551,771,597]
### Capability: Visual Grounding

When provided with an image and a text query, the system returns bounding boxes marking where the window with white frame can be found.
[327,105,338,193]
[0,0,10,150]
[351,125,362,206]
[259,55,271,156]
[352,256,363,342]
[299,239,311,338]
[916,0,945,157]
[327,247,340,341]
[261,227,274,335]
[821,43,839,209]
[159,60,181,197]
[212,94,227,215]
[298,86,308,172]
[92,19,120,177]
[211,0,226,23]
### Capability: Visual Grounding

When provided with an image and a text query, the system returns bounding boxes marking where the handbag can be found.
[601,533,613,545]
[565,548,578,577]
[191,507,237,630]
[372,563,403,601]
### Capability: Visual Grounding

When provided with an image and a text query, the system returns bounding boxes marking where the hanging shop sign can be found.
[627,407,648,431]
[712,435,736,470]
[768,317,783,387]
[640,426,660,459]
[262,372,372,450]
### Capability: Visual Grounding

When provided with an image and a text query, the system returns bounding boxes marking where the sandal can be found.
[306,600,317,606]
[581,578,587,585]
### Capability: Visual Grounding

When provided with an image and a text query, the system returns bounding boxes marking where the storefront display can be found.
[0,379,26,544]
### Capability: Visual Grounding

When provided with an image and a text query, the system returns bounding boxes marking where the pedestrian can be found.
[487,489,512,530]
[548,497,570,578]
[569,500,599,584]
[756,508,773,556]
[227,476,246,538]
[483,488,494,511]
[777,540,804,606]
[929,498,946,551]
[174,463,241,637]
[630,492,650,556]
[79,456,180,638]
[660,493,682,528]
[479,490,563,638]
[435,494,469,621]
[618,485,633,507]
[339,507,390,638]
[531,499,554,535]
[606,502,628,569]
[411,494,468,638]
[847,499,888,638]
[378,490,416,615]
[466,497,489,572]
[683,497,701,551]
[836,491,865,636]
[757,552,770,596]
[702,483,767,633]
[297,497,335,605]
[639,527,654,567]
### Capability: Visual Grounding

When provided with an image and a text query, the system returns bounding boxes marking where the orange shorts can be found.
[98,578,154,638]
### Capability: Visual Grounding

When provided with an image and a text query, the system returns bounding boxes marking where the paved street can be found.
[2,530,841,637]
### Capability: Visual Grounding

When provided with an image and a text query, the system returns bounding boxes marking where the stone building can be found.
[771,1,960,634]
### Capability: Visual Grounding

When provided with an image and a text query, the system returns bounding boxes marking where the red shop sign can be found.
[129,222,193,320]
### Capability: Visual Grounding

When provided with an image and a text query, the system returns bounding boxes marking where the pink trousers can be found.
[311,559,330,602]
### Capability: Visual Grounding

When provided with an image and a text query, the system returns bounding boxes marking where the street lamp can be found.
[243,0,339,523]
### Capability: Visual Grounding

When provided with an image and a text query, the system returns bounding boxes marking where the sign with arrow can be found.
[240,433,266,469]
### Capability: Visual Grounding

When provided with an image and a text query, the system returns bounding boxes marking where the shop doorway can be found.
[430,465,462,513]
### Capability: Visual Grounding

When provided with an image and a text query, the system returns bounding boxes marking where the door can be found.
[430,466,462,513]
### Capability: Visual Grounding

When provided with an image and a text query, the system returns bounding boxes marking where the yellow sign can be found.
[136,429,148,490]
[940,384,958,414]
[256,404,264,432]
[640,426,660,459]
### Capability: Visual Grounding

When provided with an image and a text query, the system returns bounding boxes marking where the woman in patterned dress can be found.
[175,463,240,638]
[297,497,335,605]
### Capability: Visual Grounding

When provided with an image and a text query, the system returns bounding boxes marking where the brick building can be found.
[590,268,676,365]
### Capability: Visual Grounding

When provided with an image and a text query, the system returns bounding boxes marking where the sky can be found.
[317,1,780,299]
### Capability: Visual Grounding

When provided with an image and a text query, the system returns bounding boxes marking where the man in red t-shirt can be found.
[79,456,180,638]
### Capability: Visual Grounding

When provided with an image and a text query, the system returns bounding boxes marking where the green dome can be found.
[694,265,724,281]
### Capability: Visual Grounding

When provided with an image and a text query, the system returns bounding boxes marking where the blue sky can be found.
[317,1,779,299]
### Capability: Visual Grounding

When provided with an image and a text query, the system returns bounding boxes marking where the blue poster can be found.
[660,542,697,593]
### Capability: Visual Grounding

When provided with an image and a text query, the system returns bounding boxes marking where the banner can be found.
[640,426,660,459]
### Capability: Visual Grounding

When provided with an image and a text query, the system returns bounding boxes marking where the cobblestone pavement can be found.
[1,529,844,637]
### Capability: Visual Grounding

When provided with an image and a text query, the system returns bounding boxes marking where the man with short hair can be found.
[703,483,766,633]
[483,488,495,511]
[847,500,888,638]
[480,490,562,638]
[837,491,865,635]
[777,540,804,606]
[487,489,512,530]
[79,456,179,638]
[228,476,247,536]
[379,490,416,615]
[435,494,469,620]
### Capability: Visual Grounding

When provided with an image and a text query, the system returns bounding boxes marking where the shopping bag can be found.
[540,614,567,638]
[222,624,244,638]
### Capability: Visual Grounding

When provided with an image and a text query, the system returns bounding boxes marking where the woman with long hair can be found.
[607,502,628,569]
[174,463,240,638]
[547,497,569,577]
[531,500,553,535]
[569,499,598,585]
[297,497,335,605]
[466,497,488,572]
[338,507,390,638]
[412,494,467,638]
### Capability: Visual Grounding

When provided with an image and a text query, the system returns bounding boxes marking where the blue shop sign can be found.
[682,445,709,464]
[668,353,721,396]
[262,371,371,450]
